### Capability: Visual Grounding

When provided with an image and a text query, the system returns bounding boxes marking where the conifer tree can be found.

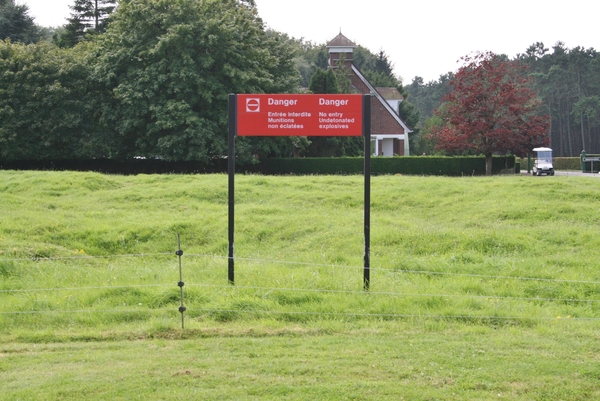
[0,0,40,43]
[56,0,116,47]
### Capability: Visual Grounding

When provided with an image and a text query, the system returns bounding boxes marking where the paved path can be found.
[520,170,600,177]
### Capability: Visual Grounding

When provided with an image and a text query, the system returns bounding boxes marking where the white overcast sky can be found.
[22,0,600,83]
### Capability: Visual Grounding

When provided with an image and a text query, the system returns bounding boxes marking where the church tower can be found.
[325,32,356,70]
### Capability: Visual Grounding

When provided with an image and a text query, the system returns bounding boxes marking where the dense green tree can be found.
[308,68,338,94]
[54,17,84,48]
[416,106,445,155]
[93,0,299,162]
[396,84,420,153]
[406,75,452,155]
[352,45,378,73]
[0,0,40,43]
[292,41,328,88]
[0,41,106,160]
[406,74,453,125]
[37,26,56,42]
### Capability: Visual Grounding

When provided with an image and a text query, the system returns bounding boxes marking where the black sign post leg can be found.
[228,94,236,285]
[363,95,372,291]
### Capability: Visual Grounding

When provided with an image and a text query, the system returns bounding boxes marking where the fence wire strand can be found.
[2,283,599,305]
[3,252,599,286]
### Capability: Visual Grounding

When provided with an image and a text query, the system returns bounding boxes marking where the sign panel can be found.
[237,94,363,136]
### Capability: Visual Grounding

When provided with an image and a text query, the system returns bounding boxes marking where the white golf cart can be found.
[532,147,554,176]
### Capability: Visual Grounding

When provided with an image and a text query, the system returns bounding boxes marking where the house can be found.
[326,33,411,156]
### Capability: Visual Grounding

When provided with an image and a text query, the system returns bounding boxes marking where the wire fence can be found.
[2,251,600,322]
[2,281,600,305]
[4,252,600,285]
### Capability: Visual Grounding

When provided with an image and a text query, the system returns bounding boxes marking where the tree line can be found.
[14,0,587,164]
[407,43,600,157]
[1,0,419,165]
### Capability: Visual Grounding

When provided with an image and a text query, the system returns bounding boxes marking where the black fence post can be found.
[176,234,186,329]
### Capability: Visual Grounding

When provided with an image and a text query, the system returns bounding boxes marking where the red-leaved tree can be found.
[430,52,550,175]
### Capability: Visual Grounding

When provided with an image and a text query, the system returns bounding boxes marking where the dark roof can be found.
[375,87,404,101]
[326,32,356,48]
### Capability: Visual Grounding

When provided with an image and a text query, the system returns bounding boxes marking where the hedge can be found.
[249,156,516,176]
[0,159,227,175]
[2,156,516,176]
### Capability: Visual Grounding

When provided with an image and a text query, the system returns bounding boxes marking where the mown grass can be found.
[1,170,600,399]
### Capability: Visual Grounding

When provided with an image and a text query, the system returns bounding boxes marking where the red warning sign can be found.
[237,94,363,136]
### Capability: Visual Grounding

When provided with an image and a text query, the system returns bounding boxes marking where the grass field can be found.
[1,170,600,400]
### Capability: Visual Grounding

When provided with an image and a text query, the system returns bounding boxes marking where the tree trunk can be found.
[565,98,573,156]
[95,0,99,30]
[486,154,493,176]
[577,70,585,153]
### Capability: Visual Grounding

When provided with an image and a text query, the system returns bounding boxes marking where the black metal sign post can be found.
[228,94,236,284]
[227,94,372,289]
[362,95,371,291]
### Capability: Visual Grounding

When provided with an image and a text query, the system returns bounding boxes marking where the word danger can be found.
[319,98,349,107]
[267,98,298,107]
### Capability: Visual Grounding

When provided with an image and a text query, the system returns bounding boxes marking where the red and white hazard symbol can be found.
[246,98,260,112]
